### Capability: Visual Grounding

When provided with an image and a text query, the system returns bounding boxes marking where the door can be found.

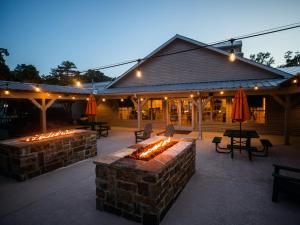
[168,99,193,130]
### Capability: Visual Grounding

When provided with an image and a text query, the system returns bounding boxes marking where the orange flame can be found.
[23,130,75,142]
[139,137,171,159]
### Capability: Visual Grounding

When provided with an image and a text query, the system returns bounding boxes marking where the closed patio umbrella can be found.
[231,88,250,147]
[85,94,97,121]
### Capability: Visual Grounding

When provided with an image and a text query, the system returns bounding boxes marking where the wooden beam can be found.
[197,97,203,140]
[137,98,142,130]
[131,97,137,108]
[284,95,291,145]
[29,98,42,110]
[271,94,286,107]
[45,99,56,110]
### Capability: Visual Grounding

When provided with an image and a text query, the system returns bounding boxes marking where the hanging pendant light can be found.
[136,59,142,78]
[229,39,236,62]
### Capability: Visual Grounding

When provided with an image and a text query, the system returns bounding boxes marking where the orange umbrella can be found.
[85,94,97,116]
[231,88,250,123]
[231,88,250,147]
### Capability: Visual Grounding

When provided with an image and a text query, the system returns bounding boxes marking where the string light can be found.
[220,91,224,95]
[229,39,236,62]
[190,94,194,98]
[34,85,41,92]
[254,85,259,90]
[120,98,124,102]
[3,83,10,95]
[77,23,300,74]
[58,95,62,98]
[140,98,143,101]
[75,80,82,87]
[72,96,76,100]
[86,97,89,101]
[164,96,168,100]
[102,98,106,102]
[136,59,142,78]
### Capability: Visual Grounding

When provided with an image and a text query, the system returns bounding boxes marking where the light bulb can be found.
[229,52,236,62]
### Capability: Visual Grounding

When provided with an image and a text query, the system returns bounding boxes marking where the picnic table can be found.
[223,129,260,161]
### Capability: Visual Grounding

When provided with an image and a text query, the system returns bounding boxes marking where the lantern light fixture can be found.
[120,98,124,102]
[220,91,224,95]
[254,85,259,90]
[136,59,142,78]
[102,98,106,102]
[164,96,168,100]
[229,39,236,62]
[72,96,76,100]
[190,94,194,98]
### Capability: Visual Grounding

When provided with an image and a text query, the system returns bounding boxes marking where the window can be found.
[142,99,163,120]
[248,96,266,124]
[118,99,163,120]
[203,98,226,122]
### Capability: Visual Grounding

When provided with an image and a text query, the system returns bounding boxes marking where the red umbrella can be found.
[85,94,97,120]
[231,88,250,147]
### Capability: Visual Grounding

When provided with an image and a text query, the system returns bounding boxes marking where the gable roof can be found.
[107,34,290,88]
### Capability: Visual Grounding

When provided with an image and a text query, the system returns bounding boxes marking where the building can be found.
[0,35,299,144]
[91,35,299,144]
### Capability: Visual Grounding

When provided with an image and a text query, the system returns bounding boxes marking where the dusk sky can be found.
[1,0,300,78]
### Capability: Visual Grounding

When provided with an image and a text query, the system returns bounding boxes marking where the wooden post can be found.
[178,100,182,127]
[41,98,47,133]
[284,94,291,145]
[197,97,203,140]
[165,99,169,125]
[137,98,142,130]
[226,96,232,123]
[29,98,56,133]
[191,100,195,130]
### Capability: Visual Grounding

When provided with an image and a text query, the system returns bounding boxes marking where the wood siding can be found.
[111,39,281,88]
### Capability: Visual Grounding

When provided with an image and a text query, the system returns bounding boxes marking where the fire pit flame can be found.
[128,137,178,161]
[22,130,75,142]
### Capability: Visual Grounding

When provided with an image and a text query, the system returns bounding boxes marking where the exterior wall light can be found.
[164,96,168,100]
[292,79,298,84]
[120,98,124,102]
[254,85,259,90]
[102,98,106,102]
[190,94,194,98]
[220,91,224,95]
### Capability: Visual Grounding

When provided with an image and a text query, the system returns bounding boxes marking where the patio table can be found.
[223,129,259,161]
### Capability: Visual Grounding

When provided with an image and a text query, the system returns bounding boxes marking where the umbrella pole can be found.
[240,122,242,150]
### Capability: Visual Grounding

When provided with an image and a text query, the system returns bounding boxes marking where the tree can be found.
[280,51,300,67]
[0,48,13,81]
[0,48,9,64]
[44,61,79,85]
[81,69,113,83]
[249,52,275,66]
[13,64,41,83]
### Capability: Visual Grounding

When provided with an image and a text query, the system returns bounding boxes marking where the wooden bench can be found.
[272,164,300,202]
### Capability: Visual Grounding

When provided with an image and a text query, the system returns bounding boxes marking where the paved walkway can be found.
[0,129,299,225]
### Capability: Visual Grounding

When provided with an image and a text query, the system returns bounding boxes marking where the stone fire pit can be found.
[0,129,97,181]
[94,136,196,225]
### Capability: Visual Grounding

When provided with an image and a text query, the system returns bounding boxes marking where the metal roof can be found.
[278,66,300,76]
[0,80,91,94]
[96,78,284,95]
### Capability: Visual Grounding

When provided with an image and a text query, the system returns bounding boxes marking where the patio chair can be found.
[134,123,153,143]
[156,124,175,137]
[272,164,300,202]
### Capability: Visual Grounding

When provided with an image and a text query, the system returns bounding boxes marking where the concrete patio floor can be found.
[0,128,299,225]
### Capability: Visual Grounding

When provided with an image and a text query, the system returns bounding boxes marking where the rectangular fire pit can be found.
[94,136,196,225]
[0,129,97,181]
